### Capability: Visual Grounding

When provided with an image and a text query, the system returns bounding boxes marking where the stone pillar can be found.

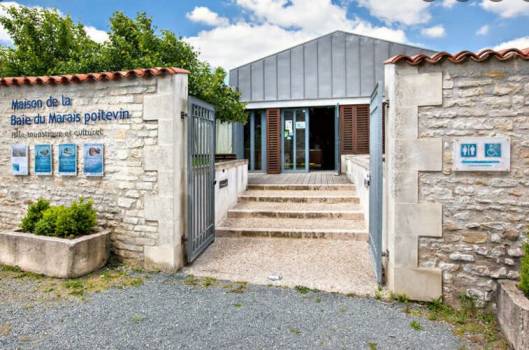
[143,74,188,272]
[384,64,444,301]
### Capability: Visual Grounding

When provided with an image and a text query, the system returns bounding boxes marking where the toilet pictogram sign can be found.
[453,137,510,172]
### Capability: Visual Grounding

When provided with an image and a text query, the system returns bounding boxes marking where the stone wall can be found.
[385,57,529,305]
[0,71,189,272]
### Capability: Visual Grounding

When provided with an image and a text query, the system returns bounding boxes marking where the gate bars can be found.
[186,97,216,263]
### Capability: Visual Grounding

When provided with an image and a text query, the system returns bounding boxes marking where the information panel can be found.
[34,144,52,175]
[83,144,104,176]
[11,144,29,176]
[453,137,510,172]
[58,144,77,176]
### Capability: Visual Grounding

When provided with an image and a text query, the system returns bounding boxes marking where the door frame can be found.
[280,108,309,173]
[247,110,267,172]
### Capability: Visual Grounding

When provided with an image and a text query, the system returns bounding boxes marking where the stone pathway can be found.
[0,273,463,350]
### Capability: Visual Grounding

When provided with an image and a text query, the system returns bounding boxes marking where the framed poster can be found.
[34,144,52,175]
[11,144,29,176]
[58,144,77,176]
[83,144,104,176]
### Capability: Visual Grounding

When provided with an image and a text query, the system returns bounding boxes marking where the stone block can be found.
[393,267,443,301]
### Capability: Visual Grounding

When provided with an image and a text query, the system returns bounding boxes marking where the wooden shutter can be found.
[355,105,369,154]
[340,104,370,155]
[266,108,281,174]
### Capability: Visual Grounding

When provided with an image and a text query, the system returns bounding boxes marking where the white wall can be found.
[342,155,369,223]
[215,160,248,224]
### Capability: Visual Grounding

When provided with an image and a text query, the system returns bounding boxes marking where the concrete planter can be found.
[0,230,111,278]
[497,280,529,350]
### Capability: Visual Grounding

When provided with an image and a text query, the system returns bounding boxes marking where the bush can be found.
[520,239,529,297]
[24,197,97,238]
[20,198,50,233]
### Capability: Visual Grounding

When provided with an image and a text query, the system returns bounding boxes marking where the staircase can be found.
[217,183,368,241]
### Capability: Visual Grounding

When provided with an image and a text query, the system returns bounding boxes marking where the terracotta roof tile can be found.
[385,48,529,65]
[0,67,189,87]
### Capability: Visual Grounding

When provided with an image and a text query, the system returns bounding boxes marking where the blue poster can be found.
[34,144,52,175]
[83,144,104,176]
[58,144,77,176]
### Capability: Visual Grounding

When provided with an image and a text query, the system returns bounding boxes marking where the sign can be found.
[58,144,77,176]
[83,144,104,176]
[34,144,52,175]
[11,144,28,176]
[295,121,306,129]
[453,137,510,172]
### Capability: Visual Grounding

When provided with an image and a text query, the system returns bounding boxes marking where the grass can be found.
[409,320,422,331]
[294,285,319,295]
[368,342,378,350]
[402,295,508,349]
[130,314,146,324]
[234,303,243,308]
[0,262,144,301]
[288,327,302,335]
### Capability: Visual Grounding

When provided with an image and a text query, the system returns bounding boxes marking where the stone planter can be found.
[497,280,529,350]
[0,230,111,278]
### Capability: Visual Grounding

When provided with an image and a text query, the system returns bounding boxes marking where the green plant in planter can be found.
[520,237,529,297]
[20,198,50,233]
[26,197,97,239]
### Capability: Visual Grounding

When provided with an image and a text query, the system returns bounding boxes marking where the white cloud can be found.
[481,0,529,18]
[441,0,457,8]
[0,1,108,45]
[476,24,489,36]
[493,36,529,51]
[84,26,109,43]
[186,6,229,27]
[421,25,445,38]
[185,1,408,69]
[356,0,431,25]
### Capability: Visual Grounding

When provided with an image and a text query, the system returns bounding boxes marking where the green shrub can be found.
[26,197,97,239]
[520,239,529,297]
[34,205,65,237]
[20,198,50,233]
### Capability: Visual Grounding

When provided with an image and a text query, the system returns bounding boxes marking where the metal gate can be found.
[186,97,216,263]
[369,82,384,284]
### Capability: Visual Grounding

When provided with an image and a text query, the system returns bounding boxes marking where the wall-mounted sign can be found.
[83,144,104,176]
[295,121,306,129]
[11,144,28,176]
[453,137,510,172]
[58,144,77,176]
[34,144,52,175]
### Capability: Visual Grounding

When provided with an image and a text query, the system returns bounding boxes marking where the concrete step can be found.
[216,217,368,241]
[247,184,356,191]
[228,201,364,219]
[238,190,360,204]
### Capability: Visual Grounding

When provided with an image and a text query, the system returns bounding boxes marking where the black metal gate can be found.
[186,97,216,263]
[369,82,384,284]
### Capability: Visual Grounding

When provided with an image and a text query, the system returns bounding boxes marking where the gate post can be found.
[384,64,444,301]
[143,74,189,272]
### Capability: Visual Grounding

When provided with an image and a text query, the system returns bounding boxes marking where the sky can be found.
[2,0,529,71]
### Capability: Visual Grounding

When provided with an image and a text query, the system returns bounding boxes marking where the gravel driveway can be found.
[0,273,462,350]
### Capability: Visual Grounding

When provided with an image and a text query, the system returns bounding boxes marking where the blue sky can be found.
[3,0,529,70]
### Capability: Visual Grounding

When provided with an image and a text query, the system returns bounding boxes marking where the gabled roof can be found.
[386,48,529,65]
[231,30,435,70]
[0,67,189,87]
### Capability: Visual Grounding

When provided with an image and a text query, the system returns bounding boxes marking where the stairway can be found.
[217,183,368,241]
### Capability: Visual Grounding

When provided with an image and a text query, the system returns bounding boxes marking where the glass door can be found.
[281,109,309,172]
[243,111,266,171]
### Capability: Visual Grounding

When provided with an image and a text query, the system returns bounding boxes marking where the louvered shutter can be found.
[340,104,370,155]
[266,109,281,174]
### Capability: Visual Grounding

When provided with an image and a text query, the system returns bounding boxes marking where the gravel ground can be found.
[0,273,463,350]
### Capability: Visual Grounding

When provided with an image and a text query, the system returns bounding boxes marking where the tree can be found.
[0,7,246,123]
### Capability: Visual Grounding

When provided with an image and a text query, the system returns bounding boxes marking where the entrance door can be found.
[244,111,266,171]
[281,109,309,172]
